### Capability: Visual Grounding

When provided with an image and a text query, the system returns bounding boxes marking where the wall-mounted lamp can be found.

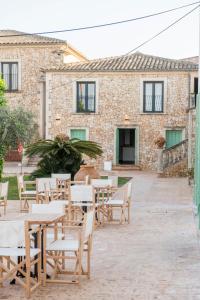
[55,114,61,122]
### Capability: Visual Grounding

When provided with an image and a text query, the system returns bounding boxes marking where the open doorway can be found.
[117,128,136,164]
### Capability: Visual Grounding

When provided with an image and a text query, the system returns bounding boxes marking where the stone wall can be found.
[46,71,194,170]
[0,44,68,136]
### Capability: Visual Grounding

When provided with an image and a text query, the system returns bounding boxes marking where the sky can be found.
[0,0,199,60]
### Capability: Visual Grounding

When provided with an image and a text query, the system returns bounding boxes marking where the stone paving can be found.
[1,171,200,300]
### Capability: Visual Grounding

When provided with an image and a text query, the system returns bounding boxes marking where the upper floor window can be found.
[1,62,18,91]
[76,82,95,113]
[143,81,164,113]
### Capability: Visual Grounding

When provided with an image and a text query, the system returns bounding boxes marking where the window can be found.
[70,129,86,140]
[77,82,95,112]
[143,81,164,113]
[1,62,18,91]
[166,130,182,148]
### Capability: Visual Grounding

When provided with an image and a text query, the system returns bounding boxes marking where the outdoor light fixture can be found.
[55,114,61,121]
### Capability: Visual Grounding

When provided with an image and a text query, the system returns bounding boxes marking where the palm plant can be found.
[25,134,103,178]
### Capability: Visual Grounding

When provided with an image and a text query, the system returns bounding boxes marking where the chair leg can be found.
[25,266,31,299]
[87,248,91,279]
[0,257,3,287]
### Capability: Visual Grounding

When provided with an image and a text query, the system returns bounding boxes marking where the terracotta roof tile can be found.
[45,52,198,72]
[0,30,66,45]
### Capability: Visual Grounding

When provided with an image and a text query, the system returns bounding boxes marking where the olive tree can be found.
[0,106,38,180]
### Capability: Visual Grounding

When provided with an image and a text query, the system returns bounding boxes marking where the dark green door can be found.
[166,130,182,148]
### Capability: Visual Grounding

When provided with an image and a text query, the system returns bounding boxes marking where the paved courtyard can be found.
[1,171,200,300]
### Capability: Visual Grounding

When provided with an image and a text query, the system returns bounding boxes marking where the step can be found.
[112,164,141,171]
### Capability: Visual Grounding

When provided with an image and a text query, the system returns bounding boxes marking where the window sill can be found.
[5,90,22,94]
[140,112,167,115]
[71,112,100,115]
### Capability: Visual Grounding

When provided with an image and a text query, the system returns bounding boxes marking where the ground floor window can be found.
[70,129,87,140]
[165,130,182,148]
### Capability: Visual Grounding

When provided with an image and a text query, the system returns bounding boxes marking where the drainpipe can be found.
[194,4,200,226]
[187,73,192,169]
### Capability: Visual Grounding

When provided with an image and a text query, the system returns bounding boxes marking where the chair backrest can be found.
[91,179,113,188]
[108,175,118,188]
[69,185,94,204]
[31,203,65,214]
[0,182,9,199]
[126,182,132,201]
[0,220,25,247]
[36,178,57,192]
[83,210,95,242]
[51,173,71,180]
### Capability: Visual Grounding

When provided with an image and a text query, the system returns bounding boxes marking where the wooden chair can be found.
[36,178,57,204]
[51,174,71,199]
[31,203,66,241]
[17,175,36,212]
[0,182,8,216]
[106,181,132,224]
[43,209,95,284]
[68,185,95,222]
[0,220,42,298]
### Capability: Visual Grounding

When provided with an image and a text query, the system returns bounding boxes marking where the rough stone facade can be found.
[45,71,196,170]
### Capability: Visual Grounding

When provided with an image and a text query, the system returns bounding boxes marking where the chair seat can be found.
[0,247,40,257]
[72,203,93,207]
[105,199,124,205]
[46,239,79,251]
[21,190,36,195]
[47,233,65,240]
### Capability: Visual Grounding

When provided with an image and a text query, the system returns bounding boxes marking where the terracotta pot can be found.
[74,165,100,181]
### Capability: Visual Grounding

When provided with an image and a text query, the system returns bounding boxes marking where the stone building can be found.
[44,52,198,171]
[0,29,87,139]
[0,31,198,171]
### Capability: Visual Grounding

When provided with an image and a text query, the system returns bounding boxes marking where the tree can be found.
[25,133,103,178]
[0,106,38,180]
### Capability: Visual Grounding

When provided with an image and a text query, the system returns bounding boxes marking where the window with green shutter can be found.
[70,129,86,140]
[166,130,182,148]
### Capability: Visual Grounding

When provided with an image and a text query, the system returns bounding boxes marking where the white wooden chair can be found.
[106,181,132,224]
[0,182,8,216]
[36,178,57,204]
[0,220,42,298]
[31,203,65,241]
[68,185,95,221]
[44,209,95,284]
[17,175,36,212]
[51,173,71,199]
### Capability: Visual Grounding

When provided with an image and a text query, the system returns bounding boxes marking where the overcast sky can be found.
[0,0,199,59]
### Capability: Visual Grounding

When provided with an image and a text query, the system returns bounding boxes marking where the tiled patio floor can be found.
[1,171,200,300]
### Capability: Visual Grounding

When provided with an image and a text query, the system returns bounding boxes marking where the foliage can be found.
[0,107,38,149]
[0,106,38,181]
[0,78,6,106]
[154,136,166,149]
[26,134,103,178]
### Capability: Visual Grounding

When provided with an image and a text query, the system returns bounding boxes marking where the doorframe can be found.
[114,125,139,165]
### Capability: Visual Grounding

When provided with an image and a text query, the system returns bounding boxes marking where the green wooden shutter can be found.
[116,129,119,164]
[166,130,182,148]
[70,129,86,140]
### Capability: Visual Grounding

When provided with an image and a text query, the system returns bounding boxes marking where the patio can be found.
[1,171,200,300]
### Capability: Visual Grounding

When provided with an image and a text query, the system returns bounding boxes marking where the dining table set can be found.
[0,173,132,298]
